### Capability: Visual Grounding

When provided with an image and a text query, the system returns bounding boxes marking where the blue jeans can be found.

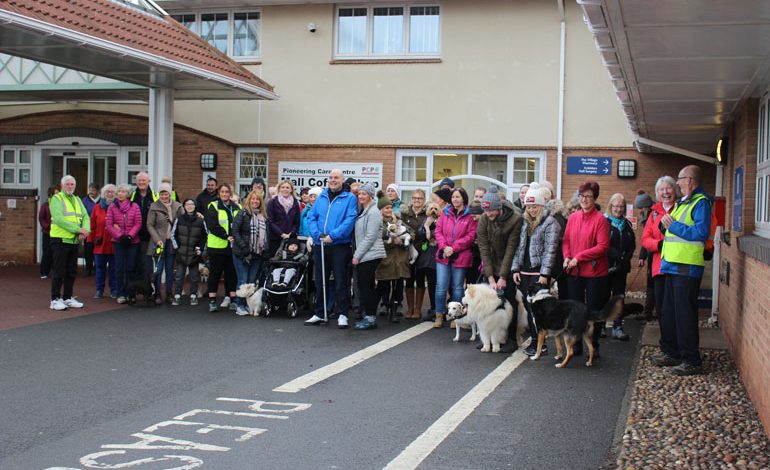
[435,262,466,314]
[113,242,139,297]
[313,244,352,317]
[94,253,116,295]
[233,254,265,307]
[150,239,175,297]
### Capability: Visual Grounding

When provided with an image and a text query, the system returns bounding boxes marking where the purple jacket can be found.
[106,199,142,243]
[267,196,301,239]
[435,205,478,268]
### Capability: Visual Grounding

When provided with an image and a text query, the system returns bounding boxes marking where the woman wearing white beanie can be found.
[386,183,402,215]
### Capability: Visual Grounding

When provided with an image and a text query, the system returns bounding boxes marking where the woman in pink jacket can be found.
[106,183,142,304]
[562,181,610,354]
[433,187,478,328]
[640,175,678,320]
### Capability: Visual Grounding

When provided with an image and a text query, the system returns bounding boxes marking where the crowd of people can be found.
[41,164,712,375]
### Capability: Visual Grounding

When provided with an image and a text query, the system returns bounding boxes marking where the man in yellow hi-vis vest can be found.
[49,175,90,311]
[652,165,712,376]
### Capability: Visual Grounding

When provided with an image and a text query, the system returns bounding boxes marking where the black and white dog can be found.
[526,284,625,368]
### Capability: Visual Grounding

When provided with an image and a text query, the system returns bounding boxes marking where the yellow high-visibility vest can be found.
[661,193,709,266]
[207,201,239,249]
[50,192,84,241]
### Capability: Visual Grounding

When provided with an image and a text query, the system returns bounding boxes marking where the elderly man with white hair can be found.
[49,175,90,310]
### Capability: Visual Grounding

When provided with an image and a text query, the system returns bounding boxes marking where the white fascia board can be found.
[635,137,716,164]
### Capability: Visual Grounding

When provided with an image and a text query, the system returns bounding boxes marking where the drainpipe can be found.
[709,163,724,326]
[556,3,566,200]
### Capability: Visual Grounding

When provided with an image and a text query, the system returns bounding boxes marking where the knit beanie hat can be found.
[377,191,392,210]
[468,203,484,215]
[481,185,502,211]
[435,187,452,204]
[524,182,546,206]
[439,177,455,188]
[309,187,322,198]
[158,182,172,195]
[386,183,400,199]
[360,182,376,200]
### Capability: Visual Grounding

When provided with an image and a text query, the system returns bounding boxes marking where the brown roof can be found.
[0,0,274,93]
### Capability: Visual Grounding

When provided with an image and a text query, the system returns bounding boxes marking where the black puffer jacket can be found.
[232,210,271,259]
[607,216,636,274]
[172,211,206,265]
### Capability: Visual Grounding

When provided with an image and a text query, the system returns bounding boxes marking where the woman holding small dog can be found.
[375,192,414,323]
[352,183,386,330]
[106,184,142,304]
[402,189,437,320]
[606,193,636,340]
[511,183,562,356]
[147,183,182,304]
[433,187,478,328]
[205,183,240,313]
[561,181,611,355]
[232,190,270,316]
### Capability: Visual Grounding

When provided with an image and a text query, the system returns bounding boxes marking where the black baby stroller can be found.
[261,237,312,318]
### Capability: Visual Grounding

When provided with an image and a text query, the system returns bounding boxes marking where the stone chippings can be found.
[615,347,770,469]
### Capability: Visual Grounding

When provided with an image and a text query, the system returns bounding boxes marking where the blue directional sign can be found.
[566,156,612,176]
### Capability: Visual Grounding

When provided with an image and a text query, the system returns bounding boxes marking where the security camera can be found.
[307,23,317,33]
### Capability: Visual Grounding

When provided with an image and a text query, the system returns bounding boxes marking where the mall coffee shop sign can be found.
[566,156,612,176]
[278,162,383,189]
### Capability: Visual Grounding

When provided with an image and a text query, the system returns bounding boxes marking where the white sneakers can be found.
[220,296,231,308]
[50,297,85,310]
[235,305,249,316]
[337,314,349,329]
[304,315,327,325]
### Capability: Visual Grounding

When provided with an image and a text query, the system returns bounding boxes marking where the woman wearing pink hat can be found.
[147,182,182,304]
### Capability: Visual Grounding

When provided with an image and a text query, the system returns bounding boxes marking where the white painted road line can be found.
[383,350,528,470]
[274,322,434,393]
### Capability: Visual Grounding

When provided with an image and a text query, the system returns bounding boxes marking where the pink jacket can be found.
[106,199,142,243]
[435,206,478,268]
[641,201,673,278]
[562,207,609,278]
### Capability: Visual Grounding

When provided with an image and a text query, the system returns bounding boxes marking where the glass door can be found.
[93,155,117,188]
[63,155,89,198]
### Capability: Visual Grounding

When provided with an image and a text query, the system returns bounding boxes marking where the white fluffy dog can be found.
[446,301,477,342]
[235,283,264,316]
[462,284,514,353]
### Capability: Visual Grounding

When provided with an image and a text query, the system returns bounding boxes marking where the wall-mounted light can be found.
[307,23,316,33]
[716,138,728,164]
[200,153,217,171]
[617,159,637,178]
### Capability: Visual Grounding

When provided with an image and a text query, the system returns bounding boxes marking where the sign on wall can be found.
[278,162,383,189]
[566,156,612,175]
[733,166,743,232]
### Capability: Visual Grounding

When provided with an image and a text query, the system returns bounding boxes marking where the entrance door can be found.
[64,156,89,198]
[93,155,117,189]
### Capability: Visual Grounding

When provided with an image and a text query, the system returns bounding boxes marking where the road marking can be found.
[383,350,528,470]
[274,322,434,393]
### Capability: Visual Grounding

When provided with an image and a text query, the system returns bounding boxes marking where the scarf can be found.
[249,213,267,254]
[162,201,175,239]
[100,198,112,210]
[278,195,295,214]
[608,215,626,231]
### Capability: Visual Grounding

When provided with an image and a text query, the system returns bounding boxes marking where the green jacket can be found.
[50,192,90,244]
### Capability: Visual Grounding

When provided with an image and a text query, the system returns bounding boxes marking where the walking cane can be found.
[320,235,328,323]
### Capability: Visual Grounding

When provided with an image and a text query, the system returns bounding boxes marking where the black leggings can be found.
[208,250,236,296]
[356,259,381,317]
[565,275,610,350]
[377,278,404,306]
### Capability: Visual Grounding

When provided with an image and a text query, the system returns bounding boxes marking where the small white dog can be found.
[235,283,264,316]
[446,301,477,342]
[462,284,514,353]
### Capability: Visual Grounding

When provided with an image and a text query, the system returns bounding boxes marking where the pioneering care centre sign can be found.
[278,162,383,189]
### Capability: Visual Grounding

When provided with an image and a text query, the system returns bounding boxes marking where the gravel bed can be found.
[614,346,770,469]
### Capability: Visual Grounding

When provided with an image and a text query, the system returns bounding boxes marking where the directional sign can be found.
[566,156,612,176]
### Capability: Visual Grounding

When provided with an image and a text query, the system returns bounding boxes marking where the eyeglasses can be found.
[610,204,625,209]
[677,176,692,181]
[578,194,595,200]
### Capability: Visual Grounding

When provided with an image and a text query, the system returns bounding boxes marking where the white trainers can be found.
[337,314,349,329]
[49,298,67,311]
[304,314,327,325]
[235,305,249,316]
[220,296,231,308]
[63,297,84,309]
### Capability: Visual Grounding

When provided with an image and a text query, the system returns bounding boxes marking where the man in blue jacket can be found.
[305,169,359,328]
[653,164,712,376]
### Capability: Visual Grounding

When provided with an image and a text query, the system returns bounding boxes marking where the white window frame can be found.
[124,148,148,186]
[396,149,545,202]
[236,147,269,199]
[334,3,441,60]
[1,146,34,188]
[170,9,262,61]
[756,91,770,238]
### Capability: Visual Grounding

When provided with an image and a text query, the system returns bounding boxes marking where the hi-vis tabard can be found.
[207,201,239,249]
[130,189,158,203]
[50,192,84,241]
[661,193,710,267]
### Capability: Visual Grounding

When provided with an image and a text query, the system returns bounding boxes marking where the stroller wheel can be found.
[288,300,298,318]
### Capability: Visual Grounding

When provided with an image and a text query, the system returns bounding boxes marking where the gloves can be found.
[120,235,132,246]
[243,254,253,265]
[94,238,102,246]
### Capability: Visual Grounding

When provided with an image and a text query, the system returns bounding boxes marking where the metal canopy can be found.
[578,0,770,155]
[0,8,277,101]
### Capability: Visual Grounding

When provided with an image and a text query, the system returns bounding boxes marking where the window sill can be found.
[330,58,442,65]
[737,234,770,266]
[234,60,262,66]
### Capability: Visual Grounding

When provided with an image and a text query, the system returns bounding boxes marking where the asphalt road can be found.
[0,303,642,470]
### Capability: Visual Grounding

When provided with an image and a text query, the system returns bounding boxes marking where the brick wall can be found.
[0,194,37,263]
[717,98,770,434]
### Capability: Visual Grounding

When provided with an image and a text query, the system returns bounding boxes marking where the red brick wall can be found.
[717,98,770,434]
[0,195,37,263]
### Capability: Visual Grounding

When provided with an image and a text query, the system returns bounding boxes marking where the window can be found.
[170,11,261,59]
[336,4,440,58]
[400,154,428,182]
[125,149,148,185]
[757,92,770,237]
[237,148,268,199]
[512,156,539,184]
[1,147,33,188]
